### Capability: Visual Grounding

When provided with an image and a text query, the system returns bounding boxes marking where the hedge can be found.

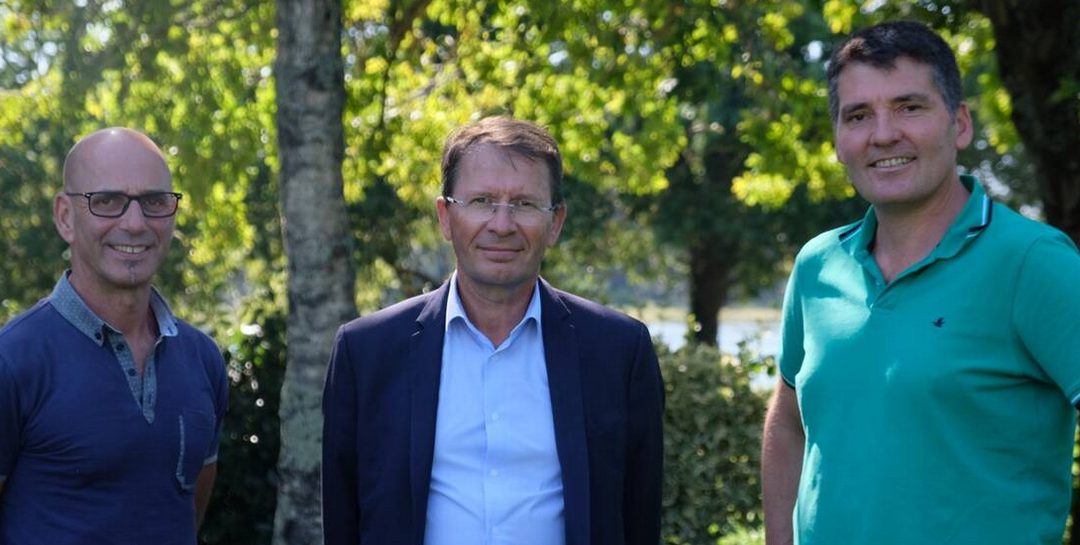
[201,307,770,545]
[659,340,770,544]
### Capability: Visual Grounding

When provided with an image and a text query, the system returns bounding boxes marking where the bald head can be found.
[53,127,177,304]
[63,127,171,193]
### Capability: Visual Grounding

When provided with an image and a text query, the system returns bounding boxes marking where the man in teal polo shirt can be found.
[761,21,1080,545]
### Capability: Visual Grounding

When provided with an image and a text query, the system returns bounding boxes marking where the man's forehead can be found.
[457,145,551,193]
[65,133,171,190]
[836,58,937,102]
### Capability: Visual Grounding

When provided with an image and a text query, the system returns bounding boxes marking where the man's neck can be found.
[871,177,970,282]
[68,274,155,339]
[455,276,536,347]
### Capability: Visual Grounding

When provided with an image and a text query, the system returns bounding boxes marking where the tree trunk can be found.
[688,237,731,347]
[972,0,1080,242]
[273,1,355,544]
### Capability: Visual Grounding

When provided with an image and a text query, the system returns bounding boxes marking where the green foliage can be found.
[816,1,1041,209]
[200,298,285,545]
[0,0,279,325]
[0,2,1070,544]
[0,112,71,321]
[337,0,692,307]
[716,525,765,545]
[196,303,771,545]
[659,341,770,544]
[0,0,1027,326]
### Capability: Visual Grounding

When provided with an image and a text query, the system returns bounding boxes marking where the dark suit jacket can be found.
[322,279,664,545]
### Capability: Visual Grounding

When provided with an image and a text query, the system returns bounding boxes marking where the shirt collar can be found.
[49,271,179,346]
[445,272,542,334]
[839,174,993,262]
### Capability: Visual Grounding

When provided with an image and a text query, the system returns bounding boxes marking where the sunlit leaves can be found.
[332,0,695,302]
[1,0,1036,320]
[0,0,278,324]
[823,0,858,34]
[759,6,803,51]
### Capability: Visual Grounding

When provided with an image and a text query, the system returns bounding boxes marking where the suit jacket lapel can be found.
[540,280,591,545]
[409,282,450,545]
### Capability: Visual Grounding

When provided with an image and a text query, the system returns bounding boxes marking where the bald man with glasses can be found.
[0,127,228,545]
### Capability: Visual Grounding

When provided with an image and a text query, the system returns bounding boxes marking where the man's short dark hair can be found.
[440,116,564,205]
[827,21,963,123]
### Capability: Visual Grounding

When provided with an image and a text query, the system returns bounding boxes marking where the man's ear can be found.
[436,196,452,241]
[546,203,567,247]
[954,102,974,150]
[54,192,76,244]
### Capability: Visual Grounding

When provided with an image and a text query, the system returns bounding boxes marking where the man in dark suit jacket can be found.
[322,116,664,545]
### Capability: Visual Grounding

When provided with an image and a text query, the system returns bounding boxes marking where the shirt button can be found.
[491,412,501,421]
[127,369,137,376]
[489,469,499,477]
[115,344,125,351]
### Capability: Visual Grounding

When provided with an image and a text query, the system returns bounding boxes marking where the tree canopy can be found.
[1,1,1077,543]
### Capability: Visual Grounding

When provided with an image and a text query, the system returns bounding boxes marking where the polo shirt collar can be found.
[839,174,993,264]
[49,272,179,346]
[445,272,542,337]
[932,174,993,259]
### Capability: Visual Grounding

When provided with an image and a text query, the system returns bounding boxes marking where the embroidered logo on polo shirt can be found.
[932,317,945,328]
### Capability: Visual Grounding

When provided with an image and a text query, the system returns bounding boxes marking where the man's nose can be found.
[117,199,150,230]
[870,113,901,146]
[485,203,518,234]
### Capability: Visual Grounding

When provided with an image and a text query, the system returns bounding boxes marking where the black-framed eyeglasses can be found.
[64,191,183,218]
[444,196,560,225]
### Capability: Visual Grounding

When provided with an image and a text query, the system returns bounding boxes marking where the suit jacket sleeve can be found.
[322,327,360,545]
[624,322,665,545]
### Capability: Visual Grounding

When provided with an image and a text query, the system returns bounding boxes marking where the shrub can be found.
[198,308,771,545]
[715,525,765,545]
[659,340,770,544]
[200,301,284,545]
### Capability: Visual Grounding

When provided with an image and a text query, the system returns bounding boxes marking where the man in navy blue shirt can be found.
[322,117,665,545]
[0,128,228,545]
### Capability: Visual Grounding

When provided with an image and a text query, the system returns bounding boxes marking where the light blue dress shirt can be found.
[425,274,566,545]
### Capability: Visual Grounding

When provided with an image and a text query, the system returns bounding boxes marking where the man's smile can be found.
[869,156,914,169]
[109,244,151,255]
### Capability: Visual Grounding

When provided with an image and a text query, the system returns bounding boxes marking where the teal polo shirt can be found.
[779,175,1080,545]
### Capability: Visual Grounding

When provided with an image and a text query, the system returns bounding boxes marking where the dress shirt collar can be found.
[444,272,543,346]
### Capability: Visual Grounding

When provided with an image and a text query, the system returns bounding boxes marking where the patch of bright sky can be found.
[862,0,887,12]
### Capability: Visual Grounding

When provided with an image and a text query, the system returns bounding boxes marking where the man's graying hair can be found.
[441,116,564,205]
[827,21,964,123]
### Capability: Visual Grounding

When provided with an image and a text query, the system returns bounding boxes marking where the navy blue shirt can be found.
[0,274,228,545]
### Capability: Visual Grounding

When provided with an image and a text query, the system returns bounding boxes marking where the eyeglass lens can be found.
[89,192,180,217]
[463,201,549,224]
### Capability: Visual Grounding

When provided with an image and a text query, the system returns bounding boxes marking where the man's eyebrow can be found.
[839,93,933,117]
[892,92,932,104]
[839,102,869,118]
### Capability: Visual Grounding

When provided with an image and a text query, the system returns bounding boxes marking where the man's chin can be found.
[106,265,158,290]
[461,267,536,290]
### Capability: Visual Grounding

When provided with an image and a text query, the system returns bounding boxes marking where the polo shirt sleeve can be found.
[1012,235,1080,405]
[778,264,805,389]
[0,355,18,482]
